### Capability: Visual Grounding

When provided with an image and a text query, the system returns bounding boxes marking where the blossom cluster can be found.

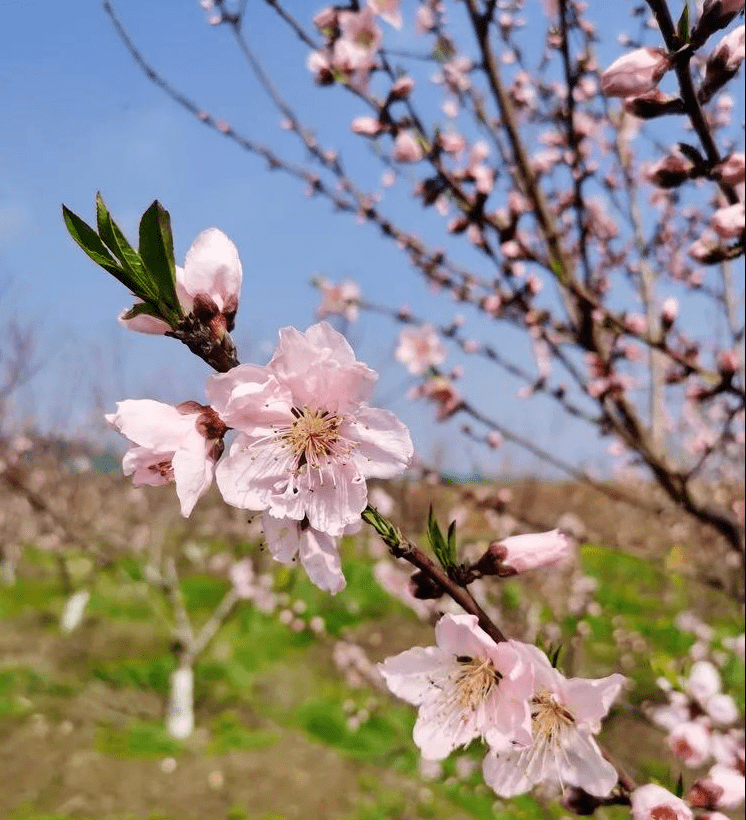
[646,630,745,814]
[108,230,413,593]
[380,613,626,799]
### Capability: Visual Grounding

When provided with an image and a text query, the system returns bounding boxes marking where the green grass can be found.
[1,533,743,820]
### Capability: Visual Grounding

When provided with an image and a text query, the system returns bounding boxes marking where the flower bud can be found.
[623,90,686,119]
[392,130,424,163]
[601,47,671,99]
[390,75,415,99]
[631,784,694,820]
[644,151,696,188]
[408,569,445,600]
[661,297,679,329]
[713,152,746,185]
[711,202,745,238]
[693,0,745,49]
[472,528,575,577]
[699,25,745,102]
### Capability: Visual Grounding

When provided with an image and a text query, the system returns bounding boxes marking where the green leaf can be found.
[120,301,166,322]
[95,193,154,301]
[677,142,705,168]
[138,200,182,323]
[427,507,456,570]
[674,772,684,799]
[62,205,136,289]
[676,4,690,43]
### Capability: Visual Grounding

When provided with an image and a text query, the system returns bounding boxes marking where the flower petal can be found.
[182,228,242,310]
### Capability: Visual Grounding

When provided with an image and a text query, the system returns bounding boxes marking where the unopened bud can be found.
[699,25,745,102]
[408,569,444,599]
[644,151,696,188]
[601,47,671,99]
[711,202,745,239]
[390,76,415,99]
[712,152,746,185]
[351,116,387,137]
[693,0,745,49]
[472,529,575,577]
[661,297,679,329]
[623,90,686,119]
[717,349,740,374]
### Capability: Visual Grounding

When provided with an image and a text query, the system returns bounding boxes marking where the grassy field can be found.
[0,477,743,820]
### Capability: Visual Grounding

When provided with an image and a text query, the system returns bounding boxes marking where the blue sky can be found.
[1,0,743,477]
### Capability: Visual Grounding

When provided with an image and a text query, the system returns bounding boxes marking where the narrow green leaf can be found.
[138,200,181,321]
[62,205,137,289]
[674,772,684,799]
[95,193,154,301]
[427,507,456,570]
[447,520,457,554]
[120,301,166,322]
[676,4,690,43]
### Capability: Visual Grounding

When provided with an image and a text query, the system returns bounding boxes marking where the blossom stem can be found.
[362,505,508,644]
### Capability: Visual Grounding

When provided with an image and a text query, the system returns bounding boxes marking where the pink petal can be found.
[181,228,242,310]
[106,400,194,450]
[347,407,413,478]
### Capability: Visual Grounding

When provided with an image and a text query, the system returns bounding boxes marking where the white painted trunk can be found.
[1,555,17,587]
[60,589,90,633]
[166,666,194,740]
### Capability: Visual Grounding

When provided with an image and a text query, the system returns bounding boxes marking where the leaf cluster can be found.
[62,193,183,328]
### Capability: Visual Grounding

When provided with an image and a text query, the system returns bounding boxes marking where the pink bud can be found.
[713,24,745,71]
[601,47,671,98]
[713,152,746,185]
[392,130,423,163]
[644,151,695,188]
[661,297,679,327]
[695,0,745,45]
[486,431,503,448]
[631,784,694,820]
[717,349,740,374]
[351,116,386,136]
[390,75,415,98]
[711,202,745,238]
[625,313,648,335]
[473,529,575,577]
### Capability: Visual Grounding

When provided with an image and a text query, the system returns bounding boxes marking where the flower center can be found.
[282,406,351,471]
[148,459,174,481]
[530,691,575,744]
[452,655,502,712]
[355,29,376,49]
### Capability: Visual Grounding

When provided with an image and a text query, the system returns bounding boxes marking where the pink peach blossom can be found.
[209,322,412,536]
[601,47,671,98]
[351,116,386,136]
[316,278,361,322]
[668,719,712,767]
[395,325,446,375]
[711,24,745,71]
[483,643,625,797]
[711,202,745,238]
[631,784,693,820]
[106,399,226,517]
[409,375,463,420]
[379,614,534,760]
[393,130,424,163]
[713,153,746,185]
